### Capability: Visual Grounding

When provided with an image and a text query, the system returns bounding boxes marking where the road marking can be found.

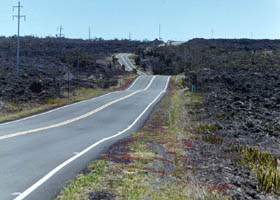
[14,76,170,200]
[121,55,133,71]
[0,93,114,127]
[122,54,146,76]
[126,76,140,90]
[124,53,146,76]
[12,192,21,196]
[0,74,141,127]
[0,76,156,141]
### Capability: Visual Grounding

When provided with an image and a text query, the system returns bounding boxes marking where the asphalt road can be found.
[0,74,170,200]
[116,53,146,76]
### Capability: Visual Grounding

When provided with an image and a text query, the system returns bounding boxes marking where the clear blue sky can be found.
[1,0,280,41]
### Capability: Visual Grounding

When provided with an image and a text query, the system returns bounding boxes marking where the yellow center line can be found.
[0,76,156,140]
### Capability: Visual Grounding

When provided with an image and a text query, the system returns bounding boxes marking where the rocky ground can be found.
[0,56,121,102]
[191,66,280,155]
[0,37,162,114]
[183,65,280,199]
[138,38,280,198]
[140,38,280,75]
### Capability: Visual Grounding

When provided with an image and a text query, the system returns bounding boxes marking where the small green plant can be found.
[244,81,251,88]
[202,135,223,145]
[231,144,277,169]
[216,113,227,119]
[257,166,280,193]
[195,123,220,134]
[266,124,280,132]
[231,144,280,194]
[189,114,201,121]
[40,97,63,105]
[175,77,184,89]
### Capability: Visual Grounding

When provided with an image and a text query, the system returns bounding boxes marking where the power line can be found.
[13,1,26,76]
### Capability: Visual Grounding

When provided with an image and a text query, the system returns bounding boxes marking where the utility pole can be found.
[89,26,91,41]
[13,1,26,76]
[57,25,64,38]
[129,32,131,40]
[211,28,214,39]
[159,24,162,40]
[77,47,80,70]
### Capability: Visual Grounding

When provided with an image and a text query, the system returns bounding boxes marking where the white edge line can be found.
[123,54,135,72]
[14,76,170,200]
[126,76,140,90]
[0,76,154,141]
[1,75,141,126]
[121,55,133,72]
[125,54,146,76]
[118,53,145,76]
[0,93,114,126]
[117,54,129,71]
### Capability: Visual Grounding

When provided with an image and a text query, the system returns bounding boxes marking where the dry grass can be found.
[0,74,138,123]
[0,88,105,123]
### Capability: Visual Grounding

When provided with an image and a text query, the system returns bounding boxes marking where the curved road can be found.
[116,53,146,76]
[0,73,170,200]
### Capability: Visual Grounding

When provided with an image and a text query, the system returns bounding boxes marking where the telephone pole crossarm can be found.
[57,25,65,38]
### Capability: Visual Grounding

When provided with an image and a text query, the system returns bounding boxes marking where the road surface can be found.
[116,53,146,76]
[0,74,170,200]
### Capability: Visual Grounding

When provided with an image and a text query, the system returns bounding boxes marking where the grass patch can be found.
[266,124,280,132]
[185,92,204,104]
[232,144,280,194]
[195,123,220,134]
[202,135,224,145]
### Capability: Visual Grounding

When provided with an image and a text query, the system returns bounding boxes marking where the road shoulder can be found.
[0,74,137,124]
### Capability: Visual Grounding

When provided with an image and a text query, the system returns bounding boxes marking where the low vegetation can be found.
[232,144,280,194]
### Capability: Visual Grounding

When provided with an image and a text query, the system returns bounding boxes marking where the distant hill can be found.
[139,38,280,75]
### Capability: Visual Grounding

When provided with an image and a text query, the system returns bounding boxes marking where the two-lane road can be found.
[0,75,170,200]
[116,53,146,76]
